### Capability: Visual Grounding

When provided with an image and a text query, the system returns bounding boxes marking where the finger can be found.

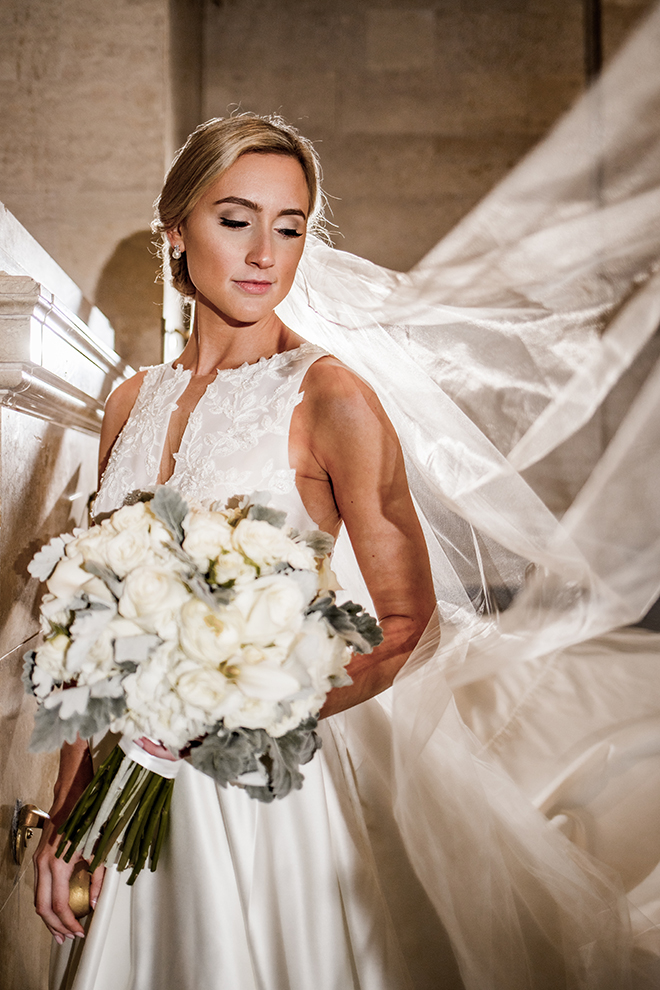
[51,864,87,937]
[89,864,106,910]
[34,859,77,940]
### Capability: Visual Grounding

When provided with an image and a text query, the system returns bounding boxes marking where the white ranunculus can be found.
[231,518,293,570]
[35,633,69,681]
[103,526,155,578]
[178,598,244,665]
[118,566,189,636]
[182,510,233,570]
[233,574,305,647]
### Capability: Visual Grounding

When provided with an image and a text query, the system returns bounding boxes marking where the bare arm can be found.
[33,738,105,941]
[34,372,146,938]
[291,359,436,718]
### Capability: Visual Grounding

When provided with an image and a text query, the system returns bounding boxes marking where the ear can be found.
[166,228,185,252]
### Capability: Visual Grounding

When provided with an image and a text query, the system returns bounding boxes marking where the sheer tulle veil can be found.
[276,5,660,987]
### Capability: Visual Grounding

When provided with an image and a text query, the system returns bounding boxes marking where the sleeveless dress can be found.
[51,343,462,990]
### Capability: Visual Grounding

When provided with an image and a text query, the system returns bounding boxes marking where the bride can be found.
[33,7,660,986]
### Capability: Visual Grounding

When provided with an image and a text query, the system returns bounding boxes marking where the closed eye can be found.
[277,227,303,238]
[220,218,249,229]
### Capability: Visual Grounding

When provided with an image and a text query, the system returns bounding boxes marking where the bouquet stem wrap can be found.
[56,738,181,884]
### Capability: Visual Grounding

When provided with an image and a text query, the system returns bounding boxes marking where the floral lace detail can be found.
[94,343,325,532]
[95,363,191,516]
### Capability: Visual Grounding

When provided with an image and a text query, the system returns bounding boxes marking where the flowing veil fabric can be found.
[276,5,660,987]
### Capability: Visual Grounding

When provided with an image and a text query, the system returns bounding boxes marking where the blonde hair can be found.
[153,114,323,297]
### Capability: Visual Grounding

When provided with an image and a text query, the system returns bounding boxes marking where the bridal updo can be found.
[154,114,323,297]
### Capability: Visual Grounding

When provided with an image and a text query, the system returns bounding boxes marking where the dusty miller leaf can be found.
[300,530,335,557]
[22,651,36,696]
[84,561,124,600]
[151,487,188,543]
[29,694,127,752]
[189,718,321,803]
[247,504,287,529]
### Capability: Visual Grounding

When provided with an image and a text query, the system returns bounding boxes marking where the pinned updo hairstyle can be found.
[153,114,324,298]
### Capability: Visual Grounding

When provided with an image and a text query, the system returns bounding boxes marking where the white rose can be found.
[182,510,233,569]
[233,574,304,647]
[35,634,69,681]
[231,519,293,570]
[287,613,351,695]
[118,565,189,636]
[210,549,257,586]
[108,502,151,533]
[103,526,154,578]
[174,661,241,724]
[178,598,244,665]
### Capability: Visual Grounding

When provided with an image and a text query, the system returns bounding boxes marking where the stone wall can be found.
[201,0,654,272]
[0,0,168,366]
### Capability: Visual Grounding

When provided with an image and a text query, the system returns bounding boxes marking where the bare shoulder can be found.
[301,355,391,428]
[104,369,149,418]
[98,369,150,478]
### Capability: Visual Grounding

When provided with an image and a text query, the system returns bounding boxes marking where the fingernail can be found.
[55,935,64,945]
[90,898,97,909]
[65,933,74,940]
[75,932,85,939]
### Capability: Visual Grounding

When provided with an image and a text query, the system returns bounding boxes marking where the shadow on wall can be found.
[95,231,163,371]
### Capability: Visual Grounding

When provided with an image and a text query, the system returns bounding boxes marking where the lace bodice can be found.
[94,342,327,531]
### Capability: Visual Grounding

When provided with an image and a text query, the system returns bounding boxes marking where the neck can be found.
[174,299,303,376]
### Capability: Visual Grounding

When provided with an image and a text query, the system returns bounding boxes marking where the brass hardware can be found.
[11,800,50,866]
[69,861,91,918]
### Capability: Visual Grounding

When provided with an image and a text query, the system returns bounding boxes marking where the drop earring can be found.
[172,245,182,260]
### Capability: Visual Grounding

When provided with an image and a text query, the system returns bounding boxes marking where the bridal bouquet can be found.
[24,488,382,883]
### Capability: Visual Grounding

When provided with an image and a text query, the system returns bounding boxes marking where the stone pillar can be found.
[0,208,130,990]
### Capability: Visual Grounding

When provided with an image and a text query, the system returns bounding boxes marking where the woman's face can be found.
[172,152,309,325]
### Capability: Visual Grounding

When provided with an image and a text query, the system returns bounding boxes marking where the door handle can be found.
[11,800,91,918]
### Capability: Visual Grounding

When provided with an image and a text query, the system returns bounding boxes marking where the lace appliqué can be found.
[94,343,324,523]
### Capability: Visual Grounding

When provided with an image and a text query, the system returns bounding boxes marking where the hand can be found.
[136,736,181,761]
[33,816,105,944]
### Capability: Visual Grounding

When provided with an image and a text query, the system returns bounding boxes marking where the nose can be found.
[246,227,275,269]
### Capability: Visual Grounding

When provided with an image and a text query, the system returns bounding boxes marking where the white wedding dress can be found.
[51,6,660,987]
[52,344,464,990]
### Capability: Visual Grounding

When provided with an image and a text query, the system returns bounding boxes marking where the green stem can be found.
[129,778,171,882]
[90,763,149,873]
[117,773,162,873]
[56,746,124,858]
[149,780,173,873]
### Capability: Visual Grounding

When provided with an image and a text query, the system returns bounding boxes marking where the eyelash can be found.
[219,218,303,238]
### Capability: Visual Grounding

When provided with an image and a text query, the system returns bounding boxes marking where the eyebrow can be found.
[213,196,306,219]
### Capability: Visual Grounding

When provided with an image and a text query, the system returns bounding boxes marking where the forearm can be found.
[319,610,434,718]
[49,737,94,824]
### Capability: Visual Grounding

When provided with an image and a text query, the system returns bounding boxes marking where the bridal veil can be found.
[277,5,660,987]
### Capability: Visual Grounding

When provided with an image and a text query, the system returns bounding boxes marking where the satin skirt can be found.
[50,704,463,990]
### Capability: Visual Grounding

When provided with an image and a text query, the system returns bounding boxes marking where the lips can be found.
[234,280,273,295]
